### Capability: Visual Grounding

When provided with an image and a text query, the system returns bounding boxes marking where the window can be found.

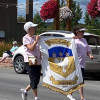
[53,34,64,37]
[41,34,65,37]
[0,31,5,38]
[88,37,97,45]
[17,0,26,22]
[85,36,100,45]
[41,34,51,36]
[97,37,100,45]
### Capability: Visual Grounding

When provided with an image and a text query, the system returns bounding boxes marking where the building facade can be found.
[0,0,33,42]
[0,0,25,42]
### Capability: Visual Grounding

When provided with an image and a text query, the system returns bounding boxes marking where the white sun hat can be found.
[24,22,38,32]
[78,28,87,31]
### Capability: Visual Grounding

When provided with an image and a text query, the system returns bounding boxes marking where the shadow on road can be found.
[84,73,100,81]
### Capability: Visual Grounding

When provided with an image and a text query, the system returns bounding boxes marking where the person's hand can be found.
[73,36,77,39]
[90,55,94,60]
[36,35,40,42]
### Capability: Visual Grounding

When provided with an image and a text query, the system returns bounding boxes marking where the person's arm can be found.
[26,35,40,51]
[84,38,93,60]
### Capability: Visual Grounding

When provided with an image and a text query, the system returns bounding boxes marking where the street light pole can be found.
[66,0,72,31]
[54,0,59,30]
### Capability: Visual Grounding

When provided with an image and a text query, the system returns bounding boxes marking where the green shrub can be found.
[0,41,12,56]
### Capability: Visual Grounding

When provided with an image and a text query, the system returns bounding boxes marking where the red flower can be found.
[87,0,100,18]
[40,0,58,21]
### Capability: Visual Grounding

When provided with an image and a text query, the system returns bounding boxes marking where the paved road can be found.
[0,67,100,100]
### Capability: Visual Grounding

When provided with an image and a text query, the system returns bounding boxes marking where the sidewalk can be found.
[0,57,13,68]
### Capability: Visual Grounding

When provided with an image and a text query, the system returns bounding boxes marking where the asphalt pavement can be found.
[0,67,100,100]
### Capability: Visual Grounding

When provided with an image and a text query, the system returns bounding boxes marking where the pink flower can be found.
[97,0,100,11]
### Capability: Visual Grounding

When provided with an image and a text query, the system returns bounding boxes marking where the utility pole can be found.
[54,0,59,30]
[66,0,72,31]
[26,0,33,22]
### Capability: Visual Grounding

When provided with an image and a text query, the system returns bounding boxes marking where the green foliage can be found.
[60,21,66,30]
[84,12,92,26]
[17,15,26,22]
[33,13,47,34]
[45,22,54,30]
[86,26,100,36]
[84,12,100,36]
[71,2,82,28]
[33,13,45,26]
[85,16,100,29]
[33,13,56,34]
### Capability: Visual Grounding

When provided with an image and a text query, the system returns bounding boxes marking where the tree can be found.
[33,13,46,34]
[71,1,82,27]
[84,12,91,26]
[84,12,100,28]
[17,16,26,22]
[84,12,100,35]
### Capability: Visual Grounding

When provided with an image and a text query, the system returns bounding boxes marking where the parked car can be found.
[13,30,100,78]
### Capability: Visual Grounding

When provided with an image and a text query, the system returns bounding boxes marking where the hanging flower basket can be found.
[59,6,73,22]
[40,0,58,21]
[87,0,100,18]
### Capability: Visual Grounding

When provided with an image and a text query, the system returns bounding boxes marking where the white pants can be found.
[3,53,10,58]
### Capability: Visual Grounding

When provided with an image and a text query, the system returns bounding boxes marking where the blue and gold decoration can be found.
[40,37,84,95]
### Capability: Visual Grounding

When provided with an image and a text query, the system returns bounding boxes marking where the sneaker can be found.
[21,89,28,100]
[67,94,76,100]
[35,97,40,100]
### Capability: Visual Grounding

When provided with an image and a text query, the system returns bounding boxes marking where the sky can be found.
[17,0,90,23]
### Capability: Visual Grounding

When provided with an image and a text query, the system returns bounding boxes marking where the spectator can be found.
[0,41,18,63]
